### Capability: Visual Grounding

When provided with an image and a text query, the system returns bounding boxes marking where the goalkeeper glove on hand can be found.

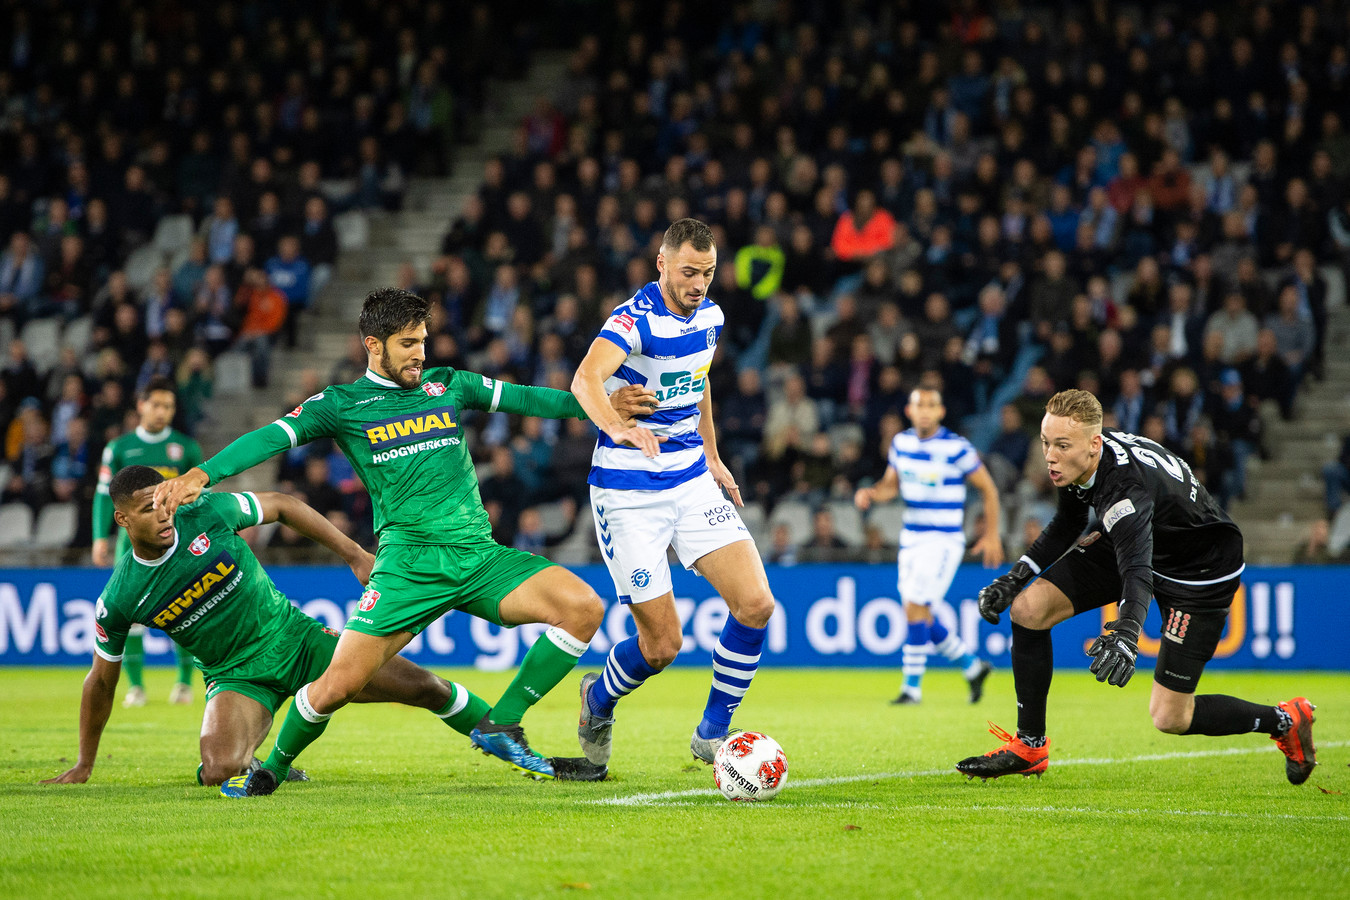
[977,561,1036,625]
[1086,618,1140,687]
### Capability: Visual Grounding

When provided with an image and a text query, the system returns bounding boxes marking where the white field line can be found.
[588,740,1349,807]
[636,801,1350,821]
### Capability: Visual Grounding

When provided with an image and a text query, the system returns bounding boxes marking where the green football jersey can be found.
[93,426,203,557]
[200,367,587,546]
[93,492,302,676]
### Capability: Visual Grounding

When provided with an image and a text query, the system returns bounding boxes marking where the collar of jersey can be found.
[1072,466,1099,493]
[363,368,401,388]
[642,281,705,324]
[132,528,179,567]
[135,426,171,443]
[911,426,948,442]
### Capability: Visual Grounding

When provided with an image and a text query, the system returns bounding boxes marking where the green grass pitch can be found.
[2,666,1347,899]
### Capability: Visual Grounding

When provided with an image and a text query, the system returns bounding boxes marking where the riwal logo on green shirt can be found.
[150,551,240,629]
[364,404,460,448]
[654,365,710,403]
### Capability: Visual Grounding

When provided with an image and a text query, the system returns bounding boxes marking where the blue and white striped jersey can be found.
[588,281,723,491]
[886,426,982,540]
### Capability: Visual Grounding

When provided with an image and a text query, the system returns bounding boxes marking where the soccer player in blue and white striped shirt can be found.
[570,218,775,768]
[855,388,1003,704]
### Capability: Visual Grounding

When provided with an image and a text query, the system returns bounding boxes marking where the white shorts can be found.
[591,471,751,603]
[897,533,964,606]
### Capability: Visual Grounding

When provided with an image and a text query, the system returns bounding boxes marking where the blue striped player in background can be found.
[570,218,775,767]
[855,388,1002,705]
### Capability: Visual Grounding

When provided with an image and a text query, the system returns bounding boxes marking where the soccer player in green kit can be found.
[45,465,501,787]
[154,288,659,794]
[92,377,203,707]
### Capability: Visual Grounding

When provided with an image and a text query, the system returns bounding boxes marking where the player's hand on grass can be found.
[348,548,376,586]
[609,385,659,426]
[977,560,1035,624]
[607,425,663,458]
[1086,619,1140,687]
[708,457,744,508]
[153,467,209,516]
[973,532,1005,568]
[42,765,91,784]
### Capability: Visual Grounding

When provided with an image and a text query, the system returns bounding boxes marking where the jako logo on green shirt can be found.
[364,405,460,448]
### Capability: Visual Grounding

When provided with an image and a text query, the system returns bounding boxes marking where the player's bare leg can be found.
[957,580,1073,779]
[198,691,272,785]
[470,567,603,779]
[688,539,774,762]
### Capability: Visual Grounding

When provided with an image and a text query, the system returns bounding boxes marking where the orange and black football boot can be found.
[956,722,1050,780]
[1272,697,1316,785]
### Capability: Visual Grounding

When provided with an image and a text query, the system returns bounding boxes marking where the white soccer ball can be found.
[712,731,788,801]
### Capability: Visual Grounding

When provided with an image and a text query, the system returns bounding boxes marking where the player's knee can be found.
[641,634,682,670]
[733,591,774,629]
[1149,700,1190,734]
[1009,598,1053,630]
[199,753,247,786]
[558,587,605,638]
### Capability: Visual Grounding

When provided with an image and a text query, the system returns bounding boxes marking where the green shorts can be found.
[203,612,340,713]
[345,541,555,637]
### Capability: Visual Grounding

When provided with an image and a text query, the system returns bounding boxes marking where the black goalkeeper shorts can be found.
[1041,537,1240,693]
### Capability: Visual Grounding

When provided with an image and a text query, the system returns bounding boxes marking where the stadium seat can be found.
[866,503,906,546]
[152,214,195,255]
[0,504,34,548]
[212,352,252,395]
[826,500,866,548]
[333,211,370,251]
[768,500,813,546]
[535,499,571,535]
[1329,506,1350,557]
[32,502,77,549]
[738,500,768,545]
[19,319,61,374]
[60,315,93,355]
[124,245,163,292]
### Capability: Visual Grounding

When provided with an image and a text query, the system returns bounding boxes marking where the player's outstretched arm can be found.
[154,421,301,515]
[966,465,1005,568]
[255,491,375,584]
[572,338,661,458]
[855,466,900,511]
[42,655,120,784]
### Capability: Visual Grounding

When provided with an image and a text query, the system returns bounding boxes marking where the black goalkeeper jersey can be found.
[1025,430,1244,617]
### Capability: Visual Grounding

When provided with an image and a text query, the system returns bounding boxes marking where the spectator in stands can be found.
[799,506,848,562]
[1265,284,1316,389]
[1204,291,1261,366]
[1323,435,1350,521]
[233,267,287,388]
[266,235,312,350]
[831,189,897,268]
[0,231,43,326]
[199,196,239,266]
[1209,368,1262,505]
[3,398,53,510]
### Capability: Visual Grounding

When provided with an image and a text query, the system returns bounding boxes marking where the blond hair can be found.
[1045,389,1103,429]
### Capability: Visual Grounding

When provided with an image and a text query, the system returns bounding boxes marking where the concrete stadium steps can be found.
[1228,303,1350,561]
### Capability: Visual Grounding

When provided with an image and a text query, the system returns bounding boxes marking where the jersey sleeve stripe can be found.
[273,418,299,449]
[94,645,123,662]
[598,331,632,354]
[488,379,504,413]
[643,405,700,425]
[613,364,648,386]
[243,491,264,526]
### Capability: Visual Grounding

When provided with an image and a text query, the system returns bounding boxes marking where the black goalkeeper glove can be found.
[1086,619,1141,687]
[977,561,1036,625]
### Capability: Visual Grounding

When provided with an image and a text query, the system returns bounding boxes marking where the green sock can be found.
[123,631,145,689]
[489,627,588,725]
[433,682,492,735]
[262,685,331,781]
[174,643,195,685]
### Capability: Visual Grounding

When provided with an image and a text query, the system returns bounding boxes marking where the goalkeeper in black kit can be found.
[957,389,1316,785]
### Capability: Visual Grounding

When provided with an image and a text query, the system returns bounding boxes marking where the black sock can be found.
[1011,623,1053,740]
[1183,694,1283,736]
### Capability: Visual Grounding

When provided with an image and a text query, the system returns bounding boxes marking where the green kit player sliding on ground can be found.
[44,465,509,788]
[92,376,203,707]
[154,288,658,794]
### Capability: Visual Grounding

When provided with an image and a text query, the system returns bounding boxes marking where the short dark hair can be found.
[661,218,715,253]
[140,376,177,402]
[109,465,165,507]
[358,287,431,342]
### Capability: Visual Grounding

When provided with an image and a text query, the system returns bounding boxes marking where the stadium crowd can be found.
[3,1,1350,562]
